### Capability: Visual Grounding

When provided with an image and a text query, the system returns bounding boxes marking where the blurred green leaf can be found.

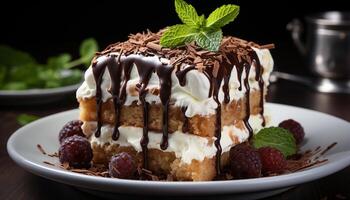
[17,114,40,126]
[38,68,82,88]
[0,38,97,91]
[8,64,44,88]
[0,65,7,86]
[38,69,60,88]
[2,82,28,90]
[80,38,98,66]
[47,53,72,69]
[59,69,82,85]
[0,45,36,66]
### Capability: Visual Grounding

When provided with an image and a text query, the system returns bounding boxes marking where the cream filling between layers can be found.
[83,115,264,164]
[76,48,273,118]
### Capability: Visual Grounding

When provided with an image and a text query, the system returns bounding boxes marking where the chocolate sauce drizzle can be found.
[243,63,253,138]
[107,55,122,140]
[212,75,223,175]
[248,51,266,126]
[181,107,189,133]
[91,47,265,175]
[175,65,195,86]
[92,54,174,169]
[92,60,106,138]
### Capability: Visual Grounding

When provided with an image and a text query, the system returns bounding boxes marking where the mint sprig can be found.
[160,0,240,51]
[252,127,297,157]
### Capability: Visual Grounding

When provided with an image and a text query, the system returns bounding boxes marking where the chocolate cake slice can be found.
[76,30,274,181]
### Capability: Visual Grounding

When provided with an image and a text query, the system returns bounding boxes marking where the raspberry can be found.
[229,144,262,178]
[59,135,93,168]
[109,152,136,179]
[59,120,85,144]
[258,147,286,174]
[279,119,305,144]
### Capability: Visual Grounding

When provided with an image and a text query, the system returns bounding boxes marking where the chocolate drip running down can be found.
[175,65,196,86]
[181,107,189,133]
[92,54,173,169]
[91,31,272,174]
[249,51,266,126]
[172,50,263,173]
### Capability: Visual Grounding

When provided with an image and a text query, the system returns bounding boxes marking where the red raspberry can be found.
[109,152,136,179]
[229,144,262,178]
[258,147,287,174]
[59,120,85,144]
[279,119,305,144]
[59,135,93,168]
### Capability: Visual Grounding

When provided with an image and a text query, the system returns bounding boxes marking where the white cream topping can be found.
[76,48,273,117]
[83,115,264,164]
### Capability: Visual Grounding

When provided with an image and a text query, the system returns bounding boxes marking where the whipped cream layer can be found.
[76,48,273,118]
[83,115,265,164]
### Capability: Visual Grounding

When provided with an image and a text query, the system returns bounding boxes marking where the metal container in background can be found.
[287,11,350,79]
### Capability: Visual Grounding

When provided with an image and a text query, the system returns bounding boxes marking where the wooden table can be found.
[1,81,350,200]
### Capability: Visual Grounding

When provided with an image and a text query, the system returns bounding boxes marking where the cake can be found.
[76,30,274,181]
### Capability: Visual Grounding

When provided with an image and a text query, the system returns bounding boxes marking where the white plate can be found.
[7,103,350,197]
[0,83,81,105]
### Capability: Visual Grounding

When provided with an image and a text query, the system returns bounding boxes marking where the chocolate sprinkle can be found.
[43,161,55,166]
[37,144,46,155]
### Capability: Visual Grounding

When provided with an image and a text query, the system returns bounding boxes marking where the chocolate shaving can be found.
[259,43,275,49]
[129,39,143,45]
[37,144,46,155]
[48,152,59,157]
[320,142,337,155]
[212,60,220,78]
[196,62,205,72]
[60,162,70,170]
[43,161,55,166]
[60,162,109,177]
[193,57,202,64]
[146,42,162,51]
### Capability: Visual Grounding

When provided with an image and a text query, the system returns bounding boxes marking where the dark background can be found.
[1,0,349,72]
[1,2,350,200]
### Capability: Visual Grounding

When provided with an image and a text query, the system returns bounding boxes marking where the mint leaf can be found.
[80,38,98,66]
[47,53,72,69]
[175,0,201,27]
[0,45,36,66]
[17,114,39,126]
[252,127,297,157]
[160,25,198,48]
[206,5,240,29]
[195,29,223,51]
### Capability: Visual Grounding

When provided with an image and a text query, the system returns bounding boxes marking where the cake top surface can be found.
[95,30,274,76]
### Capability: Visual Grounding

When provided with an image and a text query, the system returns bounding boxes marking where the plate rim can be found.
[6,103,350,195]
